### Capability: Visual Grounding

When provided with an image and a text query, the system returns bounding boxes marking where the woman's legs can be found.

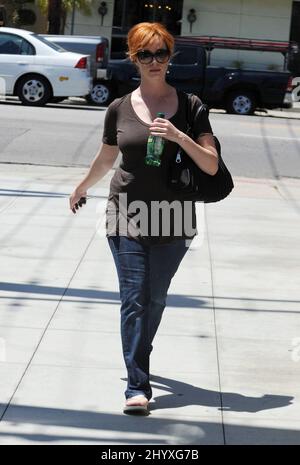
[107,236,192,401]
[108,236,152,400]
[148,239,192,354]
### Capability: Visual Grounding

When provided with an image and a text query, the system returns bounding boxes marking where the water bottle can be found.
[145,112,165,167]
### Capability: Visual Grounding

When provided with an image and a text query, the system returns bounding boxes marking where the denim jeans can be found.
[107,235,193,401]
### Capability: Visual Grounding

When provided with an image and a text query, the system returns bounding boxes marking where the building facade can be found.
[2,0,300,70]
[65,0,300,70]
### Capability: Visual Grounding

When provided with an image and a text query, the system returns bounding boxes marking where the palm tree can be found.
[37,0,93,34]
[47,0,62,33]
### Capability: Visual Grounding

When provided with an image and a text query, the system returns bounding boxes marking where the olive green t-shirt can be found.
[102,89,213,246]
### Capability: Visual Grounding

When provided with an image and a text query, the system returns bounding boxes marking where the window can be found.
[20,39,35,56]
[290,1,300,44]
[0,33,35,55]
[34,35,66,52]
[289,1,300,74]
[171,46,198,65]
[111,0,183,59]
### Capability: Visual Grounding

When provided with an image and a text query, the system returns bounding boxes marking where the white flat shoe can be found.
[123,395,150,415]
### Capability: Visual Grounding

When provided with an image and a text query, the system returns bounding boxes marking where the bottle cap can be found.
[157,112,165,118]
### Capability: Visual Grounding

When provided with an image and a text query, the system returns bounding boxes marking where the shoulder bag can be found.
[167,93,234,203]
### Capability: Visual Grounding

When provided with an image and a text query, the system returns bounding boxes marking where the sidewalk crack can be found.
[204,204,226,445]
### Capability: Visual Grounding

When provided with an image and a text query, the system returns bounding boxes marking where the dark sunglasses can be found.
[136,48,170,64]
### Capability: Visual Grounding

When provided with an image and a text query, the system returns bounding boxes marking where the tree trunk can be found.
[48,0,62,34]
[60,7,67,34]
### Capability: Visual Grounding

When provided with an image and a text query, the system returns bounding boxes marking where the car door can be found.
[0,32,34,94]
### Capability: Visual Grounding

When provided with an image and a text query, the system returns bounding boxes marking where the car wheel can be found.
[16,74,52,106]
[85,81,114,106]
[226,90,257,115]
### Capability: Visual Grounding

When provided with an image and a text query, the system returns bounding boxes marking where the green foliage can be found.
[36,0,93,16]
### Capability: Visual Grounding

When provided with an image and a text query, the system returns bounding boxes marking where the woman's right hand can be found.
[69,187,87,214]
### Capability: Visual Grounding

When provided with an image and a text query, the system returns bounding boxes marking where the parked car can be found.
[104,39,293,114]
[39,34,110,105]
[0,27,92,106]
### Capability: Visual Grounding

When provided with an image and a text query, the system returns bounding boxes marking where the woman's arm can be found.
[150,118,218,176]
[176,132,218,176]
[69,143,119,213]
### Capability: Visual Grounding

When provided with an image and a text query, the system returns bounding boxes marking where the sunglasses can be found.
[136,48,170,64]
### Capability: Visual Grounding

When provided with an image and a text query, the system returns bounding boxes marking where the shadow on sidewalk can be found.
[139,374,294,413]
[0,400,297,445]
[2,282,300,313]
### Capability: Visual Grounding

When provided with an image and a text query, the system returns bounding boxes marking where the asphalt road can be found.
[1,97,300,180]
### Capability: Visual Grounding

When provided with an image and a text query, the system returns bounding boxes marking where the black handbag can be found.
[167,94,234,203]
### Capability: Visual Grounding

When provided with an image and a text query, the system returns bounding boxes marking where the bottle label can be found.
[145,112,165,166]
[154,137,164,156]
[147,136,155,156]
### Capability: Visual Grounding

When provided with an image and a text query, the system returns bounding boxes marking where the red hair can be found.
[127,22,174,61]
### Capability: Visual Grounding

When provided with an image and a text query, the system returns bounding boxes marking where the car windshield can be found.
[33,34,67,52]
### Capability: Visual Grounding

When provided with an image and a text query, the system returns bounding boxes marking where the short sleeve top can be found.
[102,89,214,245]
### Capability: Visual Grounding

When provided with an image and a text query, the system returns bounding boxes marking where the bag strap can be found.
[186,93,207,138]
[186,93,221,157]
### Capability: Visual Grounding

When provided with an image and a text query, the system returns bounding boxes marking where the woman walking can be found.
[69,22,218,415]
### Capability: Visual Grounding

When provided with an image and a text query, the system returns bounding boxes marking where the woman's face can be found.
[133,37,171,81]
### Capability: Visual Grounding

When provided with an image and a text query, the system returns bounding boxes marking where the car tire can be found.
[85,80,114,106]
[226,90,257,115]
[50,97,67,104]
[16,74,52,106]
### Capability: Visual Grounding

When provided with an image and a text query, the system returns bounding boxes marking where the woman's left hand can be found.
[149,118,182,143]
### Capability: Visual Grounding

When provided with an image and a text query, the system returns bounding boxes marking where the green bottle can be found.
[145,112,165,167]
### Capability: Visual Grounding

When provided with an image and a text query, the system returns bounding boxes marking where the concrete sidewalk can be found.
[0,163,299,445]
[259,101,300,119]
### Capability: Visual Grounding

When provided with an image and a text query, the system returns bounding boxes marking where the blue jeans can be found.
[107,235,193,401]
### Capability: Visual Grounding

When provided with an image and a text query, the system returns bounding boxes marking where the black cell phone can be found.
[72,196,87,214]
[78,196,87,206]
